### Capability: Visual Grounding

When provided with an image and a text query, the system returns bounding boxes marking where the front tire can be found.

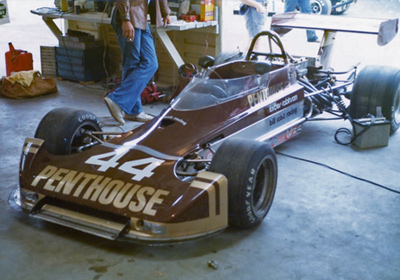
[349,65,400,134]
[35,107,102,155]
[210,138,277,228]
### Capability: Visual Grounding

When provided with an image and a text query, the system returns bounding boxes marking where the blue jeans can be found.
[243,0,267,38]
[109,14,158,115]
[284,0,317,41]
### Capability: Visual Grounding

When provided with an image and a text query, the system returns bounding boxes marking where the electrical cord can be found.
[300,68,375,146]
[334,109,375,145]
[334,118,374,146]
[276,151,400,195]
[303,77,376,146]
[99,1,111,97]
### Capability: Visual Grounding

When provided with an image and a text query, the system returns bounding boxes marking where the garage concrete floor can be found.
[1,1,400,280]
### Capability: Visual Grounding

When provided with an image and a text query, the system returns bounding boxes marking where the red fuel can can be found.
[5,42,33,76]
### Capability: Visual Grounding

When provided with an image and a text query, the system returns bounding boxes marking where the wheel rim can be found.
[394,89,400,124]
[252,156,276,217]
[311,2,322,14]
[70,123,100,153]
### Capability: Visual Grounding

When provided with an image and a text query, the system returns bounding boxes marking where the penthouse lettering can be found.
[247,81,290,107]
[30,165,170,216]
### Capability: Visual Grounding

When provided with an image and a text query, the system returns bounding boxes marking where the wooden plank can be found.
[43,18,62,38]
[183,36,216,47]
[47,12,112,25]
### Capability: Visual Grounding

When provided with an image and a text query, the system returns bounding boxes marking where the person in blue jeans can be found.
[240,0,267,50]
[284,0,319,42]
[105,0,170,125]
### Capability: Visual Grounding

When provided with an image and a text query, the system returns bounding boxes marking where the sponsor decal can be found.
[268,103,298,126]
[0,1,10,25]
[247,81,290,108]
[268,95,298,114]
[0,3,7,18]
[267,125,301,148]
[30,165,169,216]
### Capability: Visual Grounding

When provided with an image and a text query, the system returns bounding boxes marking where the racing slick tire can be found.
[310,0,332,15]
[209,138,277,228]
[35,107,102,155]
[349,65,400,135]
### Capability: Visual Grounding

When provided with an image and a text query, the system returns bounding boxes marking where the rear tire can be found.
[349,66,400,134]
[35,107,102,155]
[310,0,332,15]
[210,138,277,228]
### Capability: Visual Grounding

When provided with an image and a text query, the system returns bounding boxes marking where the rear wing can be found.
[271,12,399,69]
[271,12,398,46]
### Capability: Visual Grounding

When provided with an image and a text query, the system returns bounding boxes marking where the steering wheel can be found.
[210,85,228,99]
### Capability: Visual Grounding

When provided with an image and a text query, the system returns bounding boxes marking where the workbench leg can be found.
[156,29,185,69]
[43,18,62,39]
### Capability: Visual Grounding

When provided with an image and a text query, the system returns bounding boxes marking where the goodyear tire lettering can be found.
[246,174,256,224]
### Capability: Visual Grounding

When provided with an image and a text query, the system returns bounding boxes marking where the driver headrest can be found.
[254,62,272,75]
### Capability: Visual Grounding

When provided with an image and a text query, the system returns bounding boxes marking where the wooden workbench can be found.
[35,8,220,87]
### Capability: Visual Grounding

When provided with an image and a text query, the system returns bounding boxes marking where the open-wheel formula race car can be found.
[9,13,400,244]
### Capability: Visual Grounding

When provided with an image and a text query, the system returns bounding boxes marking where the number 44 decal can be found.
[85,151,165,181]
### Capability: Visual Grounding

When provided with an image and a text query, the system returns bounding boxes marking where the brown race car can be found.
[9,13,400,243]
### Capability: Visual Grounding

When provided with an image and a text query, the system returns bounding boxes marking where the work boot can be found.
[104,96,125,126]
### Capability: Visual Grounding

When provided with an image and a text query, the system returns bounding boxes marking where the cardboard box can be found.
[200,0,214,21]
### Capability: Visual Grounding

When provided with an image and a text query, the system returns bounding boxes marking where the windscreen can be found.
[171,74,264,111]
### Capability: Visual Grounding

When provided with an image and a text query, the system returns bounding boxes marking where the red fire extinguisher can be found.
[5,42,33,76]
